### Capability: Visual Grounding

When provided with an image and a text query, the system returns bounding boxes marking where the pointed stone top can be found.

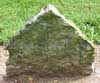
[27,4,73,28]
[40,4,61,16]
[27,4,63,25]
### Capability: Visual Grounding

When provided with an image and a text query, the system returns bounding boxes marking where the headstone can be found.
[6,4,96,77]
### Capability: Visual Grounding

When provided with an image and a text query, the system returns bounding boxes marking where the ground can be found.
[0,45,100,83]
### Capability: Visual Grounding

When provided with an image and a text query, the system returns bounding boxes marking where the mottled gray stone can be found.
[6,4,96,77]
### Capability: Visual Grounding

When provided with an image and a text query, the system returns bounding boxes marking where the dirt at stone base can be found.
[6,74,100,83]
[0,45,100,83]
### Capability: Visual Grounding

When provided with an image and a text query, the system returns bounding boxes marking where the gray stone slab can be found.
[6,4,96,77]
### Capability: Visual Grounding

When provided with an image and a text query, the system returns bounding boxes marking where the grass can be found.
[0,0,100,44]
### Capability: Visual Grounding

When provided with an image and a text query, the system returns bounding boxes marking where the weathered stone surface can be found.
[6,4,96,77]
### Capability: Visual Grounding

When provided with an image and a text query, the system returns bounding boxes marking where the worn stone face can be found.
[6,4,96,77]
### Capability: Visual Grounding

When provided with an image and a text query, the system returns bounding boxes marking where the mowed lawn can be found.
[0,0,100,44]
